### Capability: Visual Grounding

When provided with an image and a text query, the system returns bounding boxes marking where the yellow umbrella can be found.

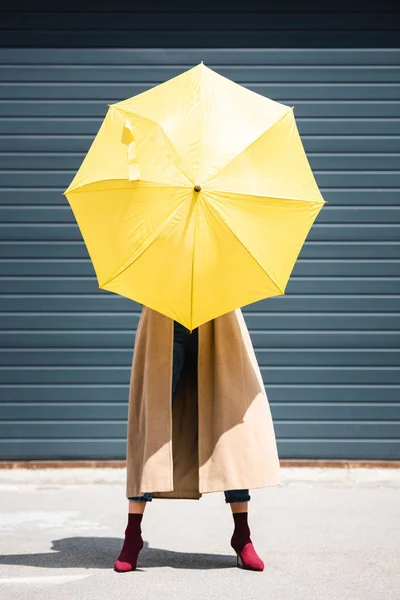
[63,63,326,331]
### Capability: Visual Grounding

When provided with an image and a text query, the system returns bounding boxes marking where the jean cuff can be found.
[127,496,152,502]
[224,494,251,503]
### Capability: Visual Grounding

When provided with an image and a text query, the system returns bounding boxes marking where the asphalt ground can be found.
[0,467,399,600]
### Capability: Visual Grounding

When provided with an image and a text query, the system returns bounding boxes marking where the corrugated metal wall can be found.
[1,2,399,460]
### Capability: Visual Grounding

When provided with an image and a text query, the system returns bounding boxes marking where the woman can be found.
[114,306,280,572]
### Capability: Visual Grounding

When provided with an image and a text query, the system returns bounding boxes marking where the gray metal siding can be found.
[0,4,399,460]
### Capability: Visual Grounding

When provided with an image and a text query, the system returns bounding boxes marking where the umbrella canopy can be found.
[63,63,326,330]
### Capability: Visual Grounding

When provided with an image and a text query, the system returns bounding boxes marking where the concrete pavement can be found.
[0,467,399,600]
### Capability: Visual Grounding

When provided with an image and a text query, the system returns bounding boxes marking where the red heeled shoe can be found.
[114,513,144,572]
[231,512,264,571]
[234,542,264,571]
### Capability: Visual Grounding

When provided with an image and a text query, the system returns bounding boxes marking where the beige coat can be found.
[126,306,280,499]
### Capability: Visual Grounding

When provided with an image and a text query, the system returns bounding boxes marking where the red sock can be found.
[114,513,144,572]
[231,511,251,549]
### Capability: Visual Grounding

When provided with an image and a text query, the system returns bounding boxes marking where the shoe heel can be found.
[236,553,242,567]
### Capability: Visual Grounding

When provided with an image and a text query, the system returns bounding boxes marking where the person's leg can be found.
[114,512,145,571]
[224,489,264,571]
[125,321,191,510]
[115,321,192,572]
[171,320,192,401]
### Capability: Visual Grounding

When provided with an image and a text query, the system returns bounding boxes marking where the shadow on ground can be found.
[0,538,235,571]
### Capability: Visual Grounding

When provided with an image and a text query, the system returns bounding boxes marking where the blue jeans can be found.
[127,321,251,504]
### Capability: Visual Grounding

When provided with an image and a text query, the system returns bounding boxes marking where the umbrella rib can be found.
[189,200,198,333]
[205,196,285,297]
[64,180,192,196]
[202,107,293,188]
[205,188,326,206]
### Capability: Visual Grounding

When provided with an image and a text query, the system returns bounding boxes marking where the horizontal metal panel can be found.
[6,0,391,8]
[6,0,390,9]
[0,240,380,261]
[273,403,400,420]
[1,172,399,189]
[251,331,400,349]
[1,101,399,119]
[0,294,399,313]
[2,13,398,32]
[0,385,134,402]
[1,189,398,207]
[2,48,399,66]
[0,366,399,385]
[1,331,399,349]
[1,312,400,331]
[0,421,130,439]
[2,137,399,154]
[3,65,400,83]
[2,118,400,136]
[2,241,400,260]
[2,384,399,403]
[1,277,399,295]
[259,368,400,385]
[2,207,400,226]
[0,259,399,278]
[0,403,132,419]
[1,348,400,367]
[1,224,399,242]
[0,313,139,330]
[266,421,400,439]
[0,438,397,460]
[275,441,400,459]
[0,420,398,440]
[1,31,400,48]
[2,152,400,171]
[1,83,399,100]
[2,401,400,421]
[0,439,127,460]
